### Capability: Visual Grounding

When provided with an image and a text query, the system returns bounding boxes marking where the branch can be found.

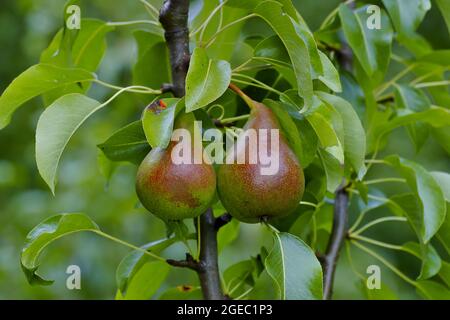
[197,209,224,300]
[159,0,190,97]
[322,185,349,300]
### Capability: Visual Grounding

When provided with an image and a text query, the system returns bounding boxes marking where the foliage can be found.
[0,0,449,300]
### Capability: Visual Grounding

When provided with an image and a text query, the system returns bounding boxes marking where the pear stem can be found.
[228,83,255,109]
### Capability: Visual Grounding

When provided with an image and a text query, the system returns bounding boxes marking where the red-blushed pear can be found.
[136,113,216,221]
[217,85,304,223]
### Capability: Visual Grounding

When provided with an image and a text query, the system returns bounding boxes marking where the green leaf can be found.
[338,4,393,81]
[439,261,450,288]
[437,204,450,255]
[263,99,304,166]
[0,64,95,129]
[185,47,231,111]
[21,213,99,285]
[133,40,171,89]
[436,0,450,35]
[265,232,323,300]
[254,1,313,106]
[218,219,240,252]
[117,261,170,300]
[394,84,431,151]
[223,258,262,298]
[116,238,175,294]
[40,19,113,103]
[306,106,344,165]
[385,156,446,243]
[431,171,450,202]
[359,279,397,300]
[401,242,441,280]
[416,280,450,299]
[98,121,150,165]
[142,98,183,148]
[373,106,450,151]
[382,0,431,56]
[317,92,366,176]
[36,94,102,194]
[318,51,342,93]
[318,148,344,193]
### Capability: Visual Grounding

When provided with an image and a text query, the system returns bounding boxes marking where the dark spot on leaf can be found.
[146,100,167,115]
[177,285,193,292]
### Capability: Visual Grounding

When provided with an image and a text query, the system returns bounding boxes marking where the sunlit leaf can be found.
[21,213,99,286]
[265,232,323,300]
[185,47,231,111]
[36,94,102,193]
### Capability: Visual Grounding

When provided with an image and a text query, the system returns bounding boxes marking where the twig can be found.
[322,184,349,300]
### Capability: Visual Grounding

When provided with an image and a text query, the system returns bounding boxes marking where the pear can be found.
[217,99,304,223]
[136,113,216,221]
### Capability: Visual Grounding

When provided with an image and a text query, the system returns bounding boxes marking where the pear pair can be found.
[136,94,304,223]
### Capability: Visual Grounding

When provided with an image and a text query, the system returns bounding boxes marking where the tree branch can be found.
[197,209,224,300]
[159,0,190,97]
[322,185,349,300]
[159,0,225,300]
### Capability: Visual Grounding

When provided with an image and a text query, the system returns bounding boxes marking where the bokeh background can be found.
[0,0,448,299]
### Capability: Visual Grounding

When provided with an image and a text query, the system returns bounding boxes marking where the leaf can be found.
[142,98,183,148]
[116,238,176,293]
[21,213,99,285]
[385,156,446,243]
[254,1,313,106]
[40,19,113,103]
[394,84,431,151]
[382,0,431,56]
[318,51,342,93]
[338,4,393,81]
[133,41,171,89]
[0,64,95,129]
[359,279,397,300]
[36,94,102,194]
[98,121,150,165]
[401,242,441,280]
[218,219,240,252]
[416,280,450,300]
[437,204,450,255]
[318,148,344,193]
[118,261,170,300]
[265,232,323,300]
[436,0,450,35]
[431,171,450,202]
[317,92,366,176]
[373,106,450,149]
[185,47,231,111]
[306,106,344,165]
[439,261,450,288]
[263,99,304,166]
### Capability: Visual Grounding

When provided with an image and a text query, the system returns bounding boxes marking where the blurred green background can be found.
[0,0,448,299]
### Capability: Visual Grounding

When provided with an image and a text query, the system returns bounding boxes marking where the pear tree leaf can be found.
[185,47,231,111]
[21,213,99,286]
[36,94,102,194]
[142,98,183,148]
[0,64,95,129]
[265,232,323,300]
[98,121,150,165]
[385,156,446,243]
